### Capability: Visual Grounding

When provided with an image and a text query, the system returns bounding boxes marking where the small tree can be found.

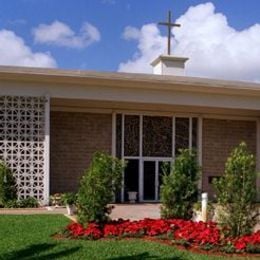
[213,142,258,237]
[0,161,17,207]
[160,149,200,219]
[77,152,125,224]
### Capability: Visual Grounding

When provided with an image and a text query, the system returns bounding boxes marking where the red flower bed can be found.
[172,220,220,245]
[233,231,260,252]
[67,222,102,240]
[64,218,260,254]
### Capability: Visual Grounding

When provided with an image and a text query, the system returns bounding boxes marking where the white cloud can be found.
[119,2,260,82]
[32,21,101,48]
[119,24,166,73]
[122,26,141,40]
[0,29,56,68]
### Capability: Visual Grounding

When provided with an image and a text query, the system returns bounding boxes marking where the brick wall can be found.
[50,111,112,194]
[202,119,256,199]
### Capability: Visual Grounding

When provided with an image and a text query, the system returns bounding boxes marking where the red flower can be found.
[64,218,259,255]
[234,231,260,251]
[103,223,120,237]
[84,223,102,240]
[67,223,84,237]
[146,219,172,236]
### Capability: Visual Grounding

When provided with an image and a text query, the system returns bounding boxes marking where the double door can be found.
[142,159,171,202]
[123,158,171,202]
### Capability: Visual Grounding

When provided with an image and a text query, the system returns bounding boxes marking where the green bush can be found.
[160,149,200,219]
[4,200,20,208]
[0,161,17,207]
[61,192,77,205]
[18,197,39,208]
[77,152,125,224]
[213,142,258,237]
[4,197,38,208]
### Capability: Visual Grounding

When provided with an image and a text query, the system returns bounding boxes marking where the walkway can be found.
[0,203,161,220]
[110,203,161,220]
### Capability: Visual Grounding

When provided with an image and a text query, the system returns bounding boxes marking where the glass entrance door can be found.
[143,159,171,202]
[143,161,156,201]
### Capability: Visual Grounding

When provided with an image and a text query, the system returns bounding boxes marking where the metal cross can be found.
[158,11,181,55]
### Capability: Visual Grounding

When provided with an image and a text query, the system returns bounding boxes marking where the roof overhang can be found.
[0,65,260,97]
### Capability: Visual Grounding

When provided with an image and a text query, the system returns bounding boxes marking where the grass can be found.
[0,215,258,260]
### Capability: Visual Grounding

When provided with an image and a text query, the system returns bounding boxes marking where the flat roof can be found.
[0,65,260,97]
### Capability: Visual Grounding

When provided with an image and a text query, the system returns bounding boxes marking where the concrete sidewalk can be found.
[0,203,161,220]
[110,203,161,220]
[0,206,66,215]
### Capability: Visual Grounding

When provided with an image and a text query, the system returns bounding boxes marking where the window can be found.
[115,114,199,202]
[192,118,198,149]
[116,114,122,158]
[175,117,189,155]
[124,115,140,156]
[143,116,172,157]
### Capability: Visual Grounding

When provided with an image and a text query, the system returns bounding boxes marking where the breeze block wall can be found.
[202,118,256,199]
[50,111,112,194]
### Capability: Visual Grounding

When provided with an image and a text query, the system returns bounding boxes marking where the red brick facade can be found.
[202,119,256,199]
[50,113,257,200]
[50,111,112,194]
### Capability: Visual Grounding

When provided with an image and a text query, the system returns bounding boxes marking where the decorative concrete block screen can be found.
[0,96,48,202]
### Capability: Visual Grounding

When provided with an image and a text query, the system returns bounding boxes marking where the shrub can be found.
[61,192,77,205]
[77,152,125,224]
[160,149,200,219]
[213,142,258,237]
[4,197,39,208]
[4,197,38,208]
[0,161,17,207]
[18,197,39,208]
[4,199,20,208]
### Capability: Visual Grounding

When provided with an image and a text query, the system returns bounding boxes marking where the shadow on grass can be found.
[2,243,81,260]
[107,252,185,260]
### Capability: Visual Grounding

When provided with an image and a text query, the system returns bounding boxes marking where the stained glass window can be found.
[116,114,122,158]
[175,117,189,155]
[143,116,172,157]
[124,115,140,156]
[192,118,198,149]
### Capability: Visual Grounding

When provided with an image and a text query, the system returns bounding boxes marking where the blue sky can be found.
[1,0,260,81]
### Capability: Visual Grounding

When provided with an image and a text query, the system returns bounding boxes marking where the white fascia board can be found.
[1,81,260,111]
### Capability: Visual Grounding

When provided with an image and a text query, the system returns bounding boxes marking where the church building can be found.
[0,12,259,204]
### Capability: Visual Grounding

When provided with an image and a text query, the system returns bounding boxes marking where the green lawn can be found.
[0,215,257,260]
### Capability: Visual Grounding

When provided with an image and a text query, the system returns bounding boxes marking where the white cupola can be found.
[151,55,188,76]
